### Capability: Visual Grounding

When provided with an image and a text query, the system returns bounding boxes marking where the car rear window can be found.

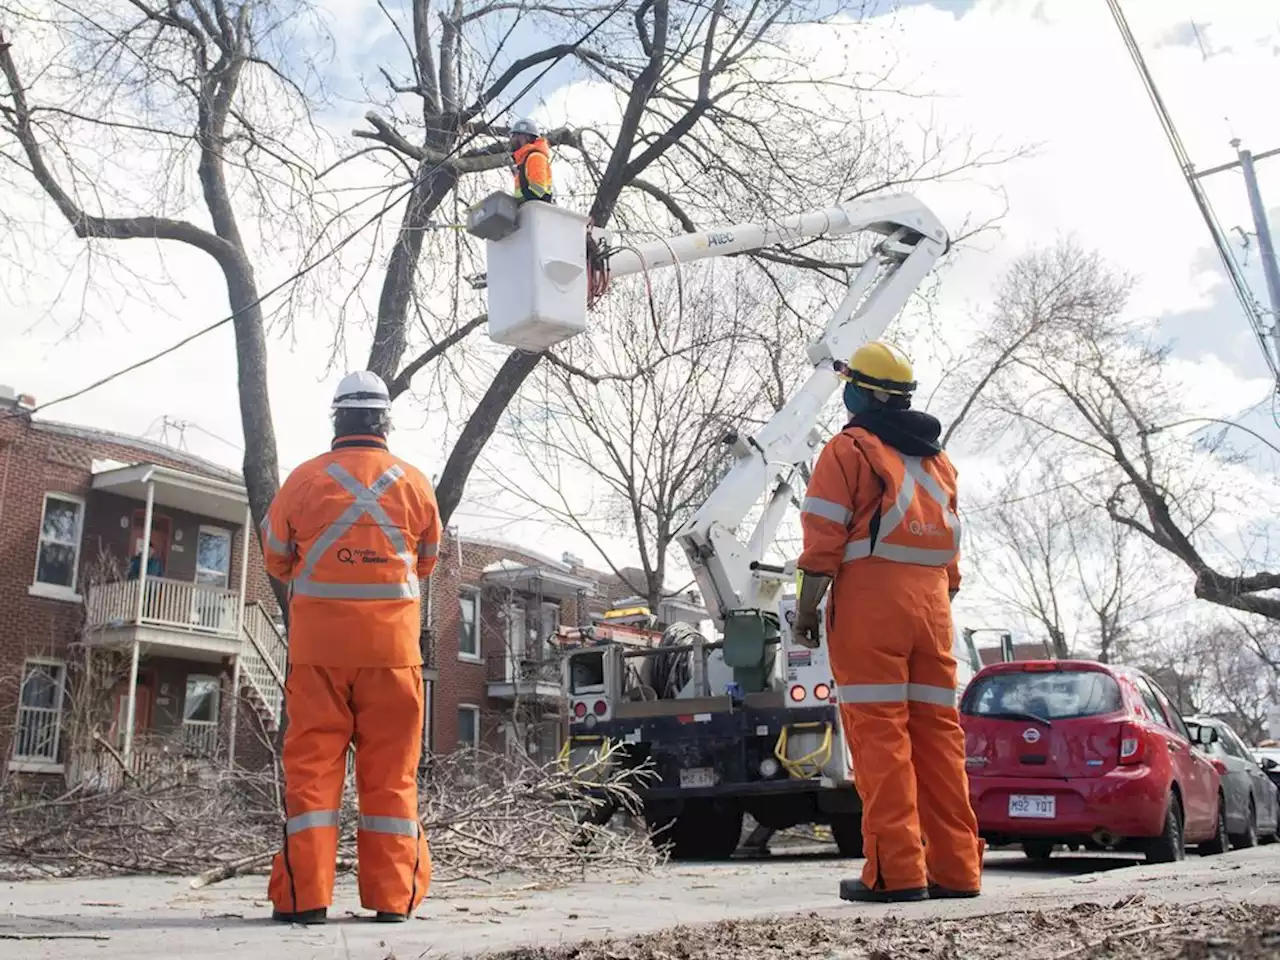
[962,670,1123,721]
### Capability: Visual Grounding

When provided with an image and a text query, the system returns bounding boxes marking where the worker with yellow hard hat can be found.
[792,340,983,904]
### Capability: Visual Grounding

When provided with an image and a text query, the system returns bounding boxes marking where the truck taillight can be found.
[789,684,806,703]
[573,701,587,719]
[593,700,608,716]
[814,683,831,701]
[1119,722,1144,764]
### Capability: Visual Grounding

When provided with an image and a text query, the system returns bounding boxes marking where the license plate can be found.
[1008,794,1056,819]
[679,767,716,789]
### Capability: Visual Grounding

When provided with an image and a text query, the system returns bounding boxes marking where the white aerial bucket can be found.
[485,201,589,351]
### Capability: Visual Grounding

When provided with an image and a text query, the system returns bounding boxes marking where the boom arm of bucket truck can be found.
[595,193,949,626]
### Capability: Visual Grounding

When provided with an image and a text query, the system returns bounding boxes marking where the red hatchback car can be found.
[960,660,1228,863]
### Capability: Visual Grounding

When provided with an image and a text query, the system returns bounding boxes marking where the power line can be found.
[3,1,626,422]
[1105,0,1280,388]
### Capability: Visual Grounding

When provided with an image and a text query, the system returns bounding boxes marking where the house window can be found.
[182,674,221,756]
[33,494,84,593]
[13,660,65,763]
[195,527,232,588]
[459,588,481,661]
[457,705,481,751]
[183,674,221,723]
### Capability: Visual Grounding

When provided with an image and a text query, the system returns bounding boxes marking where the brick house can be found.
[421,541,708,760]
[0,388,285,784]
[1,387,708,781]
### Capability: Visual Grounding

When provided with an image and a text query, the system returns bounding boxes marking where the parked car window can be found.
[1146,680,1193,742]
[1218,725,1255,763]
[962,670,1122,720]
[1134,679,1171,730]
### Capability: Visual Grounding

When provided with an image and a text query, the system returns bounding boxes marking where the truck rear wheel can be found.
[829,812,864,858]
[648,800,743,860]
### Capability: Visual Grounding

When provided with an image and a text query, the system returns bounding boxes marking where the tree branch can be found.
[0,32,236,268]
[388,314,487,399]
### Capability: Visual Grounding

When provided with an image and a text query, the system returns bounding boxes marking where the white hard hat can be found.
[511,118,539,137]
[332,370,391,410]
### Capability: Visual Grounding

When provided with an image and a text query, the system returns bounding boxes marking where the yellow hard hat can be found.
[840,340,916,397]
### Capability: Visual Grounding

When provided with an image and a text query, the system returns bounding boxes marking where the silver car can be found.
[1186,716,1280,847]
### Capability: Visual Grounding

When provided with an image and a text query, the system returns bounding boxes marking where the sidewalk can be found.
[2,848,1278,959]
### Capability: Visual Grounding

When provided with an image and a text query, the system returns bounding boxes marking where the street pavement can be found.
[3,847,1279,959]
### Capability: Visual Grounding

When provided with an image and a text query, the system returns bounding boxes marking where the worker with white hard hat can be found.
[509,118,553,204]
[263,370,441,925]
[793,340,983,904]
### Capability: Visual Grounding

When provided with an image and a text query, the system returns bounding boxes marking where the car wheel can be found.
[1144,793,1184,864]
[1022,840,1055,861]
[1198,793,1230,856]
[1231,799,1259,850]
[829,812,864,858]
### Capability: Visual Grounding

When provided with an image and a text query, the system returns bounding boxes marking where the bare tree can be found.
[352,0,1012,526]
[1142,622,1279,741]
[3,0,1010,583]
[975,241,1280,624]
[972,474,1078,659]
[931,239,1134,450]
[492,266,755,611]
[0,2,328,609]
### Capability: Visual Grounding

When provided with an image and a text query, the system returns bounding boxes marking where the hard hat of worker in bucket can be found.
[509,118,540,152]
[332,370,391,411]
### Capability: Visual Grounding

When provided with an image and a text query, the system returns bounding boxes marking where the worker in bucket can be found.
[262,370,441,925]
[509,118,554,204]
[792,341,983,904]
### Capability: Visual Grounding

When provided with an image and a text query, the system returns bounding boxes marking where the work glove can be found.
[792,571,832,649]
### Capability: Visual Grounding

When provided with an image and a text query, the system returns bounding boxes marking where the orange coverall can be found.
[261,434,442,918]
[512,138,553,203]
[798,425,982,895]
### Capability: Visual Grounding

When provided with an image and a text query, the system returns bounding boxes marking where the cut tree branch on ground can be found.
[0,744,662,887]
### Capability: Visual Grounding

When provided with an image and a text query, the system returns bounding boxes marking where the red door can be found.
[131,511,172,576]
[110,674,155,749]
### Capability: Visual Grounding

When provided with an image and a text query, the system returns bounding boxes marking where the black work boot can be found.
[375,912,409,923]
[272,907,328,925]
[928,884,980,899]
[839,879,928,903]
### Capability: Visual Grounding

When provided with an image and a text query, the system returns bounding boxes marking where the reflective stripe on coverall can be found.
[798,426,983,894]
[512,138,553,202]
[262,434,441,916]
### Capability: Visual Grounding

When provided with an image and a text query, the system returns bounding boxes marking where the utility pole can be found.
[1192,141,1280,375]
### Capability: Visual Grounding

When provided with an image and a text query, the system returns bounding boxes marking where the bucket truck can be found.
[468,192,982,859]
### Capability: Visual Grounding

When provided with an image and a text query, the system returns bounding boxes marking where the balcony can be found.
[486,652,563,701]
[85,577,244,658]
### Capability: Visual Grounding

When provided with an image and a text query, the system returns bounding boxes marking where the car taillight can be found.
[593,700,608,716]
[573,701,587,719]
[789,684,806,703]
[1119,722,1144,765]
[814,683,831,701]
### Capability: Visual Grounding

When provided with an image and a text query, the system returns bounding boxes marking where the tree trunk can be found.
[368,164,459,382]
[434,349,542,526]
[222,256,290,619]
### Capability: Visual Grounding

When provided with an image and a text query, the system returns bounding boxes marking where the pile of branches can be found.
[0,741,662,886]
